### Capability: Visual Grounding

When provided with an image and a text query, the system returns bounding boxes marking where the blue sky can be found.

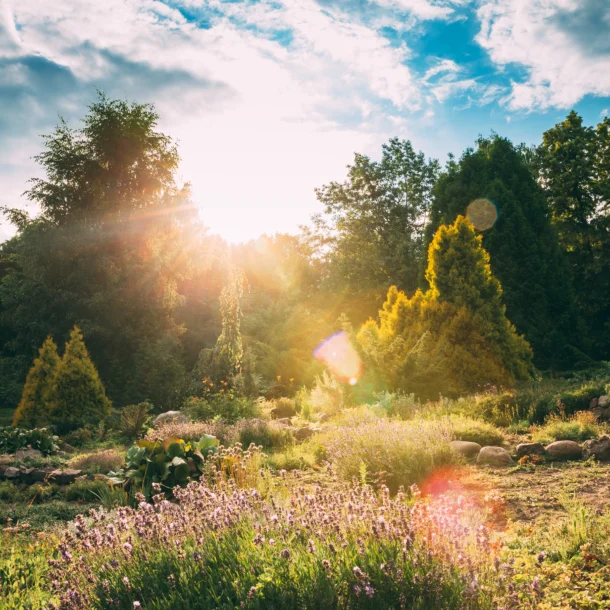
[1,0,609,242]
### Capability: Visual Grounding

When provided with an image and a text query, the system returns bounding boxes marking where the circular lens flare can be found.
[467,199,497,231]
[313,330,362,384]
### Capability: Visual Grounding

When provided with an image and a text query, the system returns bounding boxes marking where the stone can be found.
[3,467,20,479]
[598,396,609,408]
[318,414,331,424]
[516,442,546,459]
[476,446,513,467]
[590,397,599,409]
[275,418,293,427]
[14,448,43,460]
[293,427,316,442]
[583,435,610,461]
[153,411,188,427]
[545,440,582,461]
[449,440,482,459]
[270,403,296,419]
[49,469,82,485]
[28,468,54,483]
[59,442,76,454]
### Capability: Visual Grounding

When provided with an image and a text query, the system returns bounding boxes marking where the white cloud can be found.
[476,0,610,110]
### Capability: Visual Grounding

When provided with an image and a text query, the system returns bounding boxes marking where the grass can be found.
[531,411,602,444]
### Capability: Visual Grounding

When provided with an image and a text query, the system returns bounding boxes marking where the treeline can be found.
[0,95,608,413]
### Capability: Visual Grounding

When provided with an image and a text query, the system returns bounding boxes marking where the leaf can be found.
[167,442,185,459]
[197,434,220,453]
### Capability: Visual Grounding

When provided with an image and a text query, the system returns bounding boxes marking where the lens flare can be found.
[313,330,362,384]
[466,199,497,231]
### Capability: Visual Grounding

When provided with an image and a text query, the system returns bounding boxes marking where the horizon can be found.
[1,0,610,243]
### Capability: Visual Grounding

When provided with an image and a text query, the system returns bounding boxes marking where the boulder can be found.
[516,442,545,459]
[28,468,54,483]
[49,469,82,485]
[270,403,297,419]
[599,396,609,408]
[14,448,43,461]
[590,397,599,409]
[545,440,582,461]
[293,427,316,442]
[583,435,610,461]
[275,418,293,427]
[153,411,188,427]
[3,467,20,479]
[318,413,331,424]
[477,446,513,467]
[450,440,482,459]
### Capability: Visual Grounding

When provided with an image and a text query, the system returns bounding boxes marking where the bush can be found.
[62,427,92,448]
[307,371,344,416]
[119,401,152,438]
[146,421,233,445]
[183,392,256,423]
[532,411,602,443]
[233,418,293,451]
[0,426,59,455]
[64,479,112,502]
[68,449,124,474]
[320,419,456,493]
[373,392,421,419]
[446,415,504,446]
[557,382,607,416]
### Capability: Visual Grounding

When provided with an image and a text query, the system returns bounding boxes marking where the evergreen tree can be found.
[358,217,533,398]
[12,336,59,428]
[428,135,586,370]
[50,326,112,433]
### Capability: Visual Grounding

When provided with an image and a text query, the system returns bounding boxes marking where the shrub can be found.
[119,401,152,438]
[146,421,233,445]
[62,427,92,448]
[0,426,59,455]
[69,449,125,475]
[183,392,256,423]
[532,411,602,443]
[557,382,607,416]
[232,418,293,451]
[320,419,456,493]
[308,371,344,416]
[64,479,111,502]
[373,391,421,419]
[446,415,504,446]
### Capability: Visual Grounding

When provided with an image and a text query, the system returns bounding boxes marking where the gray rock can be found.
[516,442,546,459]
[293,427,316,442]
[49,469,82,485]
[583,435,610,461]
[153,411,188,427]
[14,448,43,460]
[590,397,599,409]
[318,413,331,424]
[275,418,293,427]
[599,396,609,408]
[3,467,20,479]
[545,440,582,461]
[450,440,482,459]
[477,446,513,467]
[28,468,54,482]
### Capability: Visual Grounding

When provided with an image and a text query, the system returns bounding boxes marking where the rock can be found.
[153,411,188,427]
[545,440,582,461]
[599,396,609,408]
[275,418,293,427]
[59,442,76,454]
[3,467,20,479]
[583,435,610,461]
[516,442,546,459]
[449,440,482,459]
[293,427,316,442]
[270,403,296,419]
[590,397,599,409]
[14,448,43,461]
[477,446,513,467]
[28,468,54,483]
[49,469,82,485]
[318,414,331,424]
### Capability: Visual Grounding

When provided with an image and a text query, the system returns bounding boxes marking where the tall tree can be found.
[533,111,610,357]
[49,326,111,433]
[428,135,587,370]
[308,138,439,321]
[12,336,59,428]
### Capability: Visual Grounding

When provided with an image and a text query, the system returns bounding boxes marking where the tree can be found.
[308,138,439,321]
[358,217,533,398]
[428,135,587,370]
[533,112,610,358]
[49,326,111,433]
[12,336,60,428]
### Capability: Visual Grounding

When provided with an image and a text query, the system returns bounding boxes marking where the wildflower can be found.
[365,585,375,598]
[133,603,141,609]
[280,548,290,560]
[537,551,546,564]
[122,576,130,588]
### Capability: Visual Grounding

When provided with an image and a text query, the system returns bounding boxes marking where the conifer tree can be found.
[12,336,59,428]
[49,326,112,433]
[358,217,533,397]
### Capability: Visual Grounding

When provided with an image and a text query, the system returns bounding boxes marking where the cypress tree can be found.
[12,336,59,428]
[427,135,587,370]
[50,326,112,433]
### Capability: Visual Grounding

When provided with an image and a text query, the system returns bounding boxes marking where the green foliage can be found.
[69,449,125,475]
[183,390,256,423]
[320,418,457,493]
[119,400,152,439]
[64,479,112,503]
[358,216,533,398]
[12,336,59,428]
[0,426,59,455]
[110,435,220,498]
[49,326,112,434]
[532,412,601,444]
[429,135,586,370]
[306,371,344,416]
[445,415,505,446]
[232,418,293,451]
[62,427,93,448]
[372,392,421,419]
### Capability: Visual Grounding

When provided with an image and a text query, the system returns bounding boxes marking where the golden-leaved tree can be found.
[357,216,533,398]
[12,336,60,428]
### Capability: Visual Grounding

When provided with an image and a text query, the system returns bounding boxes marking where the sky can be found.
[1,0,610,243]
